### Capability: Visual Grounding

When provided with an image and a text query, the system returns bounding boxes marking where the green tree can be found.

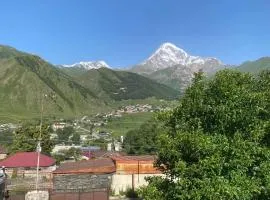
[124,119,160,155]
[56,126,74,143]
[66,147,82,161]
[53,147,82,164]
[10,123,54,155]
[140,70,270,199]
[71,132,81,145]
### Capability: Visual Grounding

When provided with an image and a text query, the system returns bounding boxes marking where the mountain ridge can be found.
[131,42,223,74]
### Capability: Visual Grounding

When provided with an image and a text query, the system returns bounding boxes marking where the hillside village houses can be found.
[0,149,162,195]
[0,103,168,197]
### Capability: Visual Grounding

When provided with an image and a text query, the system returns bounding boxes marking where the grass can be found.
[100,112,154,137]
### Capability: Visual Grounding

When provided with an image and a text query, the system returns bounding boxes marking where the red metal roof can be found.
[0,152,55,168]
[53,158,116,174]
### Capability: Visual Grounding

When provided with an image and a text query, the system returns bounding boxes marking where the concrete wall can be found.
[111,173,164,194]
[53,173,112,192]
[4,166,56,178]
[0,154,7,160]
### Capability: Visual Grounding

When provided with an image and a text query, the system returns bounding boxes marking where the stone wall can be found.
[53,173,112,192]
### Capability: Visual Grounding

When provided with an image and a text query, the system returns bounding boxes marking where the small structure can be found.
[52,145,81,154]
[25,190,49,200]
[82,150,124,160]
[0,152,56,177]
[51,122,66,131]
[111,155,163,194]
[53,158,115,192]
[0,145,7,160]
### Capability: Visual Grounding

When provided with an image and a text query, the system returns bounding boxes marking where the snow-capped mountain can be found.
[132,42,223,74]
[62,61,110,70]
[130,42,226,93]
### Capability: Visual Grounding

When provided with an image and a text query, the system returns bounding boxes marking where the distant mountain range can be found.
[237,57,270,73]
[1,42,269,120]
[131,42,223,74]
[60,60,110,70]
[60,42,229,92]
[0,45,179,120]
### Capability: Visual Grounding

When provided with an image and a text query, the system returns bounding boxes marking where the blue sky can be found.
[1,0,270,67]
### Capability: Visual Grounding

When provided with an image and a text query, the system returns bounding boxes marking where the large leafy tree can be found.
[56,126,74,143]
[124,119,160,155]
[10,123,54,155]
[140,70,270,199]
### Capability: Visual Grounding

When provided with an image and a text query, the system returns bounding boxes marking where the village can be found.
[0,103,168,200]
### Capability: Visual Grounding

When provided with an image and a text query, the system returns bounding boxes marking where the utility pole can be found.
[35,93,44,199]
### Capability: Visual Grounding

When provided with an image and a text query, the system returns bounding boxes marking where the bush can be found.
[125,188,138,198]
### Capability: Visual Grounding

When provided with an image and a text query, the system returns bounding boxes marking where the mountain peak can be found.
[62,60,110,70]
[133,42,223,75]
[160,42,181,50]
[141,42,189,69]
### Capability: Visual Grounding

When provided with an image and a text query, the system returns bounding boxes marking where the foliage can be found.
[10,123,54,155]
[56,126,74,143]
[85,138,107,150]
[123,119,160,155]
[66,147,82,161]
[69,67,179,101]
[71,132,81,145]
[125,188,139,198]
[140,70,270,199]
[0,129,13,145]
[53,147,82,164]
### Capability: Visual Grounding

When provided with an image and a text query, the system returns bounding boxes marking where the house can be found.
[0,145,7,160]
[52,144,81,154]
[0,152,56,178]
[53,158,115,192]
[110,155,163,194]
[51,122,66,131]
[82,150,124,160]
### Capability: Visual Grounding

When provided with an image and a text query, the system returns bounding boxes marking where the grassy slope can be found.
[237,57,270,73]
[100,112,154,137]
[72,67,180,101]
[147,65,188,91]
[0,45,179,121]
[0,46,105,121]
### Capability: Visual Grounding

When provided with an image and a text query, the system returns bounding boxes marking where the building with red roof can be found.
[0,152,56,178]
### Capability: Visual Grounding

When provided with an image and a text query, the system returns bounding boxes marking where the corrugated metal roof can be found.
[53,158,116,174]
[0,152,55,168]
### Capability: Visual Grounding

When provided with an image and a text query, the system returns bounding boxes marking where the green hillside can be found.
[0,45,180,121]
[70,67,180,101]
[147,65,190,92]
[0,45,104,121]
[237,57,270,73]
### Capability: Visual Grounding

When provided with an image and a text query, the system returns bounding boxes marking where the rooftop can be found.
[0,152,55,168]
[111,155,156,162]
[53,158,116,174]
